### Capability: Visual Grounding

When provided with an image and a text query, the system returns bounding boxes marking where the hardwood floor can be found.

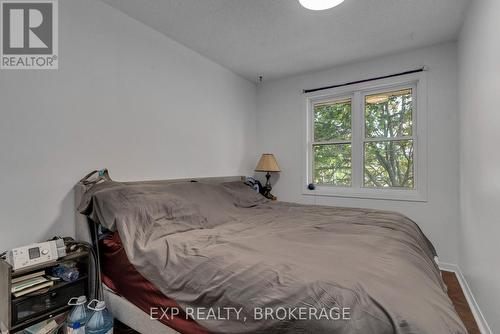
[115,271,481,334]
[442,270,481,334]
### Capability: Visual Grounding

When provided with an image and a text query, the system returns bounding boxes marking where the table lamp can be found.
[255,153,281,199]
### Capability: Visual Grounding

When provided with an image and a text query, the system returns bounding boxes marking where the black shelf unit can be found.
[0,250,90,333]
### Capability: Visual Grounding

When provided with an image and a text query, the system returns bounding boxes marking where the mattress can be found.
[99,231,211,334]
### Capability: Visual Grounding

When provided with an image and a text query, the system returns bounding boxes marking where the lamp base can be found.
[262,172,276,200]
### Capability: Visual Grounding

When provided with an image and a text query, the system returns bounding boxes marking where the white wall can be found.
[458,0,500,331]
[0,0,257,250]
[256,43,460,263]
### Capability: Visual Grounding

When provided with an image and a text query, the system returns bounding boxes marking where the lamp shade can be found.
[255,154,281,172]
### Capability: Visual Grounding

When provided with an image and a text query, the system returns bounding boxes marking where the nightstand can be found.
[0,251,91,333]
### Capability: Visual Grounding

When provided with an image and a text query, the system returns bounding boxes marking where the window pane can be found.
[314,98,352,141]
[364,140,414,188]
[313,144,351,186]
[365,88,412,138]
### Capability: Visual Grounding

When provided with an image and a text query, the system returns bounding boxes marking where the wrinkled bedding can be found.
[79,180,466,334]
[100,231,211,334]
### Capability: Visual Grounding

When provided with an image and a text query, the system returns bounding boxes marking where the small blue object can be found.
[307,183,316,190]
[52,265,79,282]
[98,169,106,177]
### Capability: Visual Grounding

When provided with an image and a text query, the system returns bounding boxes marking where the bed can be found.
[74,172,466,334]
[74,174,240,334]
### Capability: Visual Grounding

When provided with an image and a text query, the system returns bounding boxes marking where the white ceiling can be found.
[102,0,470,83]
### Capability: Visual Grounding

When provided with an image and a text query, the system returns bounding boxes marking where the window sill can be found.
[302,186,427,202]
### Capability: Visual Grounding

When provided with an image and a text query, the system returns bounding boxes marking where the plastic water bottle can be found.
[52,265,80,282]
[85,300,113,334]
[66,296,89,334]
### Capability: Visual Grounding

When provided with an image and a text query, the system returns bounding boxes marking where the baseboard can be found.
[439,262,492,334]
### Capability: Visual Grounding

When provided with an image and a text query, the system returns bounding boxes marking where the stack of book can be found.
[11,271,54,298]
[24,319,58,334]
[24,311,67,334]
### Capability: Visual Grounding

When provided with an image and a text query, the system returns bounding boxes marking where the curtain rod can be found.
[303,67,425,94]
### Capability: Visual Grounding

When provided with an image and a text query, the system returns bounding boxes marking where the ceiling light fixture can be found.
[298,0,345,11]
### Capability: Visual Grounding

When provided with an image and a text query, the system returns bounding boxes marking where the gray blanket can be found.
[79,180,466,334]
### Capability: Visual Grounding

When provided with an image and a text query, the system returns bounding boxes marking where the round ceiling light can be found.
[298,0,345,11]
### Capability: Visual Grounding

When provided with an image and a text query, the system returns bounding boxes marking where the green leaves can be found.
[364,89,414,188]
[313,144,352,186]
[365,89,413,139]
[313,98,352,186]
[314,99,352,142]
[364,140,414,188]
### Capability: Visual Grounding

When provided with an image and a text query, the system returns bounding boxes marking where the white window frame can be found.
[302,72,428,202]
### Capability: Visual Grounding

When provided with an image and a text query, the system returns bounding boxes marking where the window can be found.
[313,97,352,186]
[363,88,414,189]
[305,74,427,201]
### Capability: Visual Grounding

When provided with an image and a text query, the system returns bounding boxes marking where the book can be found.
[24,319,58,334]
[12,281,54,298]
[11,276,49,293]
[11,270,45,284]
